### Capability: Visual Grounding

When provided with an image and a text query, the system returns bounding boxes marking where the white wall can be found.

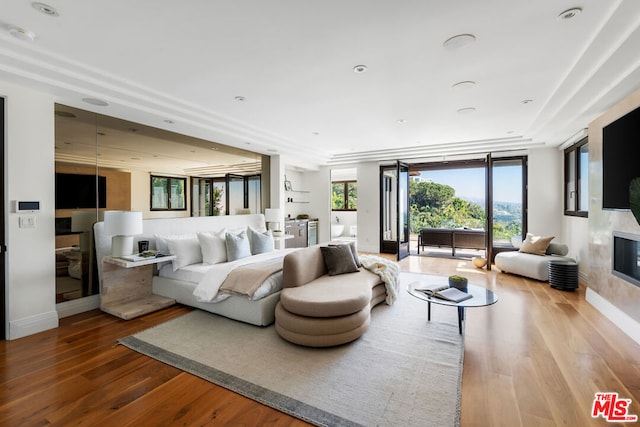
[2,81,58,339]
[527,148,564,241]
[563,215,589,281]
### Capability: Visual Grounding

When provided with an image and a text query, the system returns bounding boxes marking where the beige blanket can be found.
[218,258,283,297]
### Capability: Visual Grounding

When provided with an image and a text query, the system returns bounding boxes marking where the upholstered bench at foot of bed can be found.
[275,270,386,347]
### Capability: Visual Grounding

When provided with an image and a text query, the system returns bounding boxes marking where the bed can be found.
[94,214,296,326]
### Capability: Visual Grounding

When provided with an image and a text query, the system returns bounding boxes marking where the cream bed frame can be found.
[94,214,280,326]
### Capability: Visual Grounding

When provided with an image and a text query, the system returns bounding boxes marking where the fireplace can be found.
[612,231,640,287]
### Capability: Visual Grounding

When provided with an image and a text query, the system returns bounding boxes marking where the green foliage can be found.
[212,186,224,216]
[409,178,522,240]
[409,180,485,232]
[332,181,357,210]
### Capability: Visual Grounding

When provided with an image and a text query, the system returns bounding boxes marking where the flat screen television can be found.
[602,105,640,210]
[55,173,107,209]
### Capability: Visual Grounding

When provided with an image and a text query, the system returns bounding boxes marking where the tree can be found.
[409,179,486,233]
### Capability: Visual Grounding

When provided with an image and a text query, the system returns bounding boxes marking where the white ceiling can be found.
[2,0,640,169]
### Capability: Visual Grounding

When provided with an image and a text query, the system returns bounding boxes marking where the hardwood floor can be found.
[1,256,639,426]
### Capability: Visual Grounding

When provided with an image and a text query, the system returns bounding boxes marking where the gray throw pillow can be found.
[225,229,251,261]
[329,242,362,267]
[320,245,359,276]
[249,228,274,255]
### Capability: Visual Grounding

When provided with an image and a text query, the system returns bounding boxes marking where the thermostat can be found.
[16,201,40,213]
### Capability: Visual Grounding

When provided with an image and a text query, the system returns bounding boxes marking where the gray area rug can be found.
[119,272,464,427]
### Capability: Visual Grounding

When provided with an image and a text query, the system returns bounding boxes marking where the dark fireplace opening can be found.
[613,231,640,288]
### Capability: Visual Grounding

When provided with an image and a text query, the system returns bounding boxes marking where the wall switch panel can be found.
[19,216,36,229]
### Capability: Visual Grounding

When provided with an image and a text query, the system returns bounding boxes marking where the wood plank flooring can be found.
[1,256,639,426]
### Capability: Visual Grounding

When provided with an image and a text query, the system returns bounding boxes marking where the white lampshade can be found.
[264,208,282,223]
[104,211,143,236]
[104,211,143,257]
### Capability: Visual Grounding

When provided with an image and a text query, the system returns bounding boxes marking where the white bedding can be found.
[159,248,298,303]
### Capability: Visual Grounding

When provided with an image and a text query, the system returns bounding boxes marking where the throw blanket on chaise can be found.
[359,254,400,305]
[193,249,296,302]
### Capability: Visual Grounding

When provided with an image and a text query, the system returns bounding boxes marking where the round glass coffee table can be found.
[408,280,498,334]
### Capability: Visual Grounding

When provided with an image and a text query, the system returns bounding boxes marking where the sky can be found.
[419,165,523,204]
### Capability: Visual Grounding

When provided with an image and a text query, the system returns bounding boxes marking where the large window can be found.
[564,137,588,217]
[332,181,357,211]
[151,175,186,211]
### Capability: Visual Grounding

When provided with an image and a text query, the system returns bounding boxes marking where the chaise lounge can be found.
[274,244,390,347]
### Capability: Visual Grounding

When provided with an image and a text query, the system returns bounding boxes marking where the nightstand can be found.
[101,255,177,320]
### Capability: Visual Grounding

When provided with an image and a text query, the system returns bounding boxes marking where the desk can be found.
[101,255,176,320]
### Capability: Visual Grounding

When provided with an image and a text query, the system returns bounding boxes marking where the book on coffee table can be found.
[415,284,473,302]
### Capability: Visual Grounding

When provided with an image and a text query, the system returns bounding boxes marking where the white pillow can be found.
[198,229,227,264]
[155,233,193,254]
[248,227,274,255]
[166,236,202,271]
[225,229,251,261]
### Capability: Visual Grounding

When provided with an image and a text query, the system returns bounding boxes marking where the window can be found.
[332,181,357,211]
[192,177,225,216]
[564,137,588,217]
[151,175,187,211]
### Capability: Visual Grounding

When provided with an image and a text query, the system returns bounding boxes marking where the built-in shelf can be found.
[286,188,310,203]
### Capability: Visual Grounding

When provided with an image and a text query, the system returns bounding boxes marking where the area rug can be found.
[119,272,464,427]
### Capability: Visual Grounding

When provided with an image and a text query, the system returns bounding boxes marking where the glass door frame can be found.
[379,161,410,260]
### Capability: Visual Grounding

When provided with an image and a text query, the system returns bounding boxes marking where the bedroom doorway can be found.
[330,168,357,243]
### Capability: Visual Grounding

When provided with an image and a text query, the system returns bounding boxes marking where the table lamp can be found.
[104,211,143,257]
[264,208,282,232]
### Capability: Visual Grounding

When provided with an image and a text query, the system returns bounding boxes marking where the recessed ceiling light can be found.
[397,119,407,124]
[443,34,476,51]
[31,2,59,16]
[210,147,219,151]
[312,132,320,136]
[353,65,368,73]
[557,7,582,21]
[235,96,246,102]
[506,130,515,134]
[521,99,533,104]
[8,26,35,41]
[457,107,477,114]
[82,97,109,106]
[452,81,476,89]
[164,119,174,124]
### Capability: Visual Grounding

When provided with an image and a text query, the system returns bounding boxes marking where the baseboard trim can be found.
[586,287,640,345]
[56,295,100,319]
[9,310,59,340]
